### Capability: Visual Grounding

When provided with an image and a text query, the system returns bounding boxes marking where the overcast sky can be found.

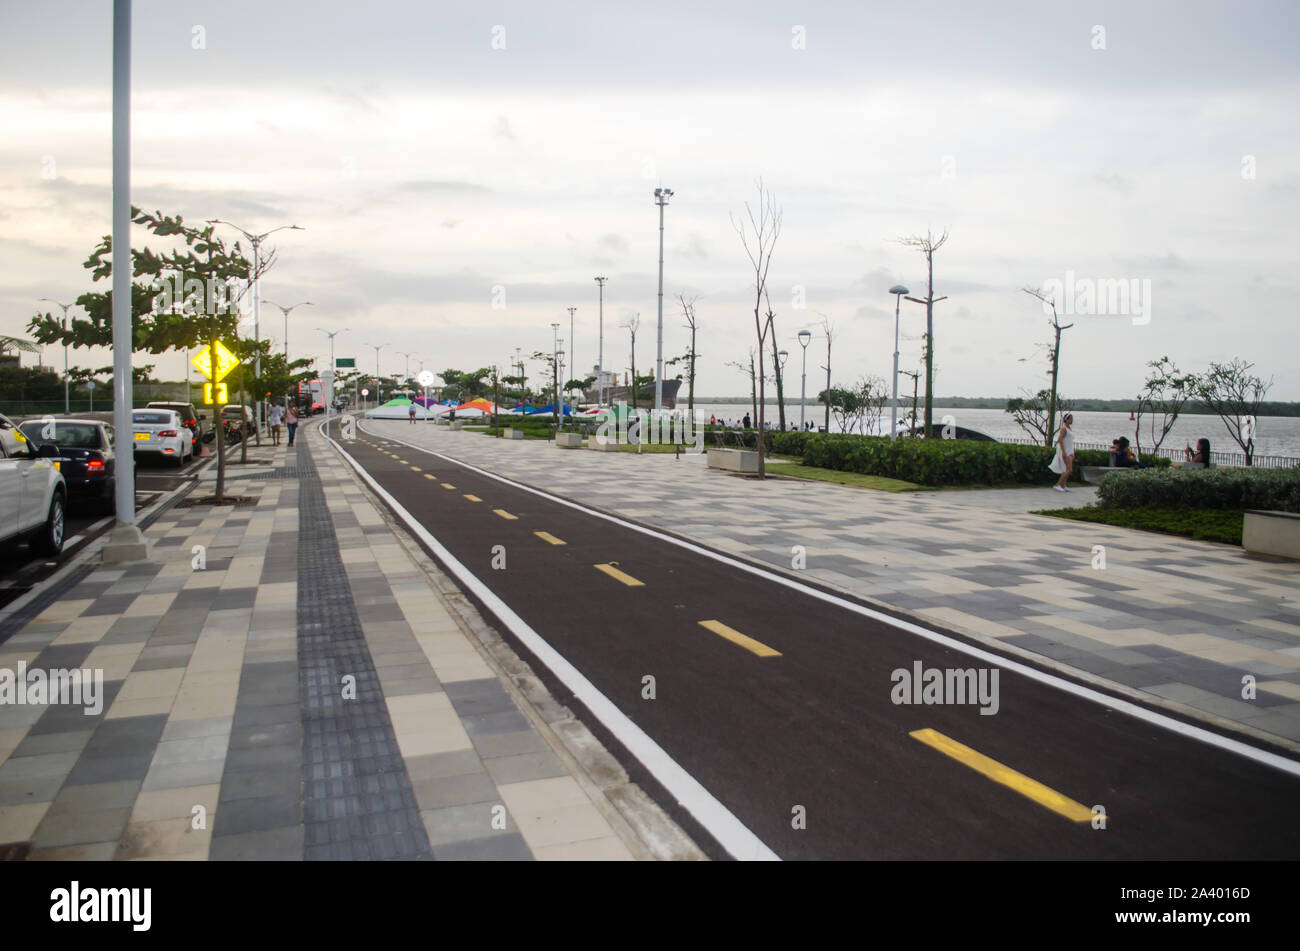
[3,0,1297,400]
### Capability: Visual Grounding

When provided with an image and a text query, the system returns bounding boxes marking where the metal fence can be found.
[998,435,1299,469]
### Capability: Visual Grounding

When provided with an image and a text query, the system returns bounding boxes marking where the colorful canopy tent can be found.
[365,397,434,419]
[509,404,538,414]
[437,398,507,418]
[532,403,575,416]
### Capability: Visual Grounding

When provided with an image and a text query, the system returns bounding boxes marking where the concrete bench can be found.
[449,421,463,431]
[503,428,524,440]
[588,434,621,452]
[555,432,583,449]
[707,448,759,474]
[1081,465,1139,484]
[1244,510,1300,560]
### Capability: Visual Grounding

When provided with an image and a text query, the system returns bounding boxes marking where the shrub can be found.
[1096,467,1300,512]
[799,435,1086,486]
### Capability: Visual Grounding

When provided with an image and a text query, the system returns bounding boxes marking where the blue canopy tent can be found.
[533,403,574,416]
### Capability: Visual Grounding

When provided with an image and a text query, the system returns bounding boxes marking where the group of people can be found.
[1050,413,1212,490]
[707,414,820,431]
[267,401,299,447]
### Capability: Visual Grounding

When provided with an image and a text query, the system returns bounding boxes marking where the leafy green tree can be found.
[26,207,270,499]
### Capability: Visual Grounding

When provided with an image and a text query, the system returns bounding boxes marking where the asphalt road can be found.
[336,421,1300,858]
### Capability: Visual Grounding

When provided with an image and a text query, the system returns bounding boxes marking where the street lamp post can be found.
[364,343,387,407]
[262,299,313,362]
[319,328,347,421]
[39,298,75,414]
[397,351,417,393]
[551,322,560,432]
[653,187,673,413]
[797,329,811,431]
[207,218,304,436]
[889,285,910,440]
[778,350,789,430]
[594,276,606,404]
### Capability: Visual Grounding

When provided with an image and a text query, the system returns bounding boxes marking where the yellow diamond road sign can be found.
[191,340,239,382]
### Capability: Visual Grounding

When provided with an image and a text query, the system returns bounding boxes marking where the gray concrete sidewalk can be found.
[0,421,696,859]
[357,419,1300,753]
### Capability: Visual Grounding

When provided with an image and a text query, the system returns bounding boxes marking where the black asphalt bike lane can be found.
[337,421,1300,860]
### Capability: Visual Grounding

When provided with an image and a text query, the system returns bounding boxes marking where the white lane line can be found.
[358,420,1300,780]
[328,427,778,861]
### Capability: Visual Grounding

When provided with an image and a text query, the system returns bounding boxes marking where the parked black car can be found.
[18,418,122,513]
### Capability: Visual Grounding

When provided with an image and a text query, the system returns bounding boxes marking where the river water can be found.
[686,402,1300,462]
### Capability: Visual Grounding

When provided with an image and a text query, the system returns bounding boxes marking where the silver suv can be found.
[0,413,67,556]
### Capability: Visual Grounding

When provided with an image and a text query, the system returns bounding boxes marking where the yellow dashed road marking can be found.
[534,531,566,546]
[464,494,482,502]
[909,728,1095,823]
[410,466,421,472]
[441,483,456,490]
[697,619,782,658]
[494,509,518,520]
[424,474,436,480]
[594,563,643,586]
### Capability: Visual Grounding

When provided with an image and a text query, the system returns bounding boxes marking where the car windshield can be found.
[18,422,102,448]
[133,412,173,425]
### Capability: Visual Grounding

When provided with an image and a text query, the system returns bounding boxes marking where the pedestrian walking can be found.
[285,404,299,447]
[1049,412,1075,491]
[268,401,284,445]
[409,404,417,424]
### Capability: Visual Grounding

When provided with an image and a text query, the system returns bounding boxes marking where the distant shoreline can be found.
[690,396,1300,416]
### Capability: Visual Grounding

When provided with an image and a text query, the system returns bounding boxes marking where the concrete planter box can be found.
[449,421,463,431]
[555,432,584,448]
[1244,510,1300,560]
[503,428,524,440]
[1080,465,1137,484]
[588,434,622,452]
[707,448,759,474]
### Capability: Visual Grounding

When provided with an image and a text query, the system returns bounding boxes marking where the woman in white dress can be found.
[1053,413,1075,492]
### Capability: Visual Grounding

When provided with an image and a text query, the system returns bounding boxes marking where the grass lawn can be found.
[764,461,924,493]
[1032,505,1244,545]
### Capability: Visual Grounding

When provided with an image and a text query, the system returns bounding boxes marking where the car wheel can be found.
[33,492,65,556]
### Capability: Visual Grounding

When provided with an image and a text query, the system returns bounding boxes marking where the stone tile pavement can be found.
[358,419,1300,752]
[0,423,693,860]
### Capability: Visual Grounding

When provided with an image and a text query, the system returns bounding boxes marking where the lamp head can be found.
[890,284,910,296]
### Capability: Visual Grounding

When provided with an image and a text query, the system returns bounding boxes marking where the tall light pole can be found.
[262,299,312,361]
[653,186,673,413]
[797,329,811,431]
[319,328,347,420]
[566,306,577,402]
[594,276,607,404]
[397,351,417,391]
[39,299,75,413]
[207,217,304,434]
[889,285,910,440]
[364,342,387,407]
[551,322,560,432]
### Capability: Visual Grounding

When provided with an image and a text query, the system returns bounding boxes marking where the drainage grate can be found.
[294,442,432,860]
[238,467,319,481]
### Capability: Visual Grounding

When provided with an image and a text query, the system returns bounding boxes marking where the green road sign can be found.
[335,357,356,367]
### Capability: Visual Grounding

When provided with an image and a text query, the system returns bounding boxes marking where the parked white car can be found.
[131,407,194,466]
[0,413,67,555]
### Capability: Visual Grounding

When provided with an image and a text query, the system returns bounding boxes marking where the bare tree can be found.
[765,289,786,431]
[900,368,921,435]
[1006,388,1074,444]
[725,348,758,430]
[679,294,699,416]
[621,313,640,410]
[1021,285,1073,447]
[897,229,949,437]
[1134,356,1198,456]
[732,179,782,476]
[1197,358,1272,465]
[816,313,834,433]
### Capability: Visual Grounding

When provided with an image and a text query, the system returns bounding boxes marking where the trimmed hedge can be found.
[798,435,1085,486]
[1096,467,1300,513]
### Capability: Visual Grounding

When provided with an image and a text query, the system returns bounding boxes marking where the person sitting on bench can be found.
[1183,437,1211,467]
[1109,436,1142,468]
